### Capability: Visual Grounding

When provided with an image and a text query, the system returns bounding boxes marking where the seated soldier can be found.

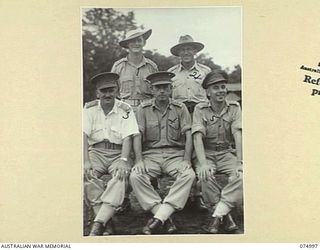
[83,72,139,236]
[192,70,243,234]
[130,72,196,234]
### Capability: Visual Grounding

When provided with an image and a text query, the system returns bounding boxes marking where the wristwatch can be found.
[120,157,128,162]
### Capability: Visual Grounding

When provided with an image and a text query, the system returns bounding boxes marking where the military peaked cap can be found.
[202,70,228,89]
[90,72,119,89]
[146,71,175,86]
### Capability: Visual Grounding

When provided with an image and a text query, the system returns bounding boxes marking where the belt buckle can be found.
[215,142,224,151]
[103,140,109,149]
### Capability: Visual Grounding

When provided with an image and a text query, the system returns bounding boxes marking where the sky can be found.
[115,7,241,70]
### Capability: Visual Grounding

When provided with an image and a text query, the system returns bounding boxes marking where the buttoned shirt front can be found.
[136,99,191,150]
[168,62,211,103]
[192,101,242,148]
[111,56,158,100]
[83,99,139,146]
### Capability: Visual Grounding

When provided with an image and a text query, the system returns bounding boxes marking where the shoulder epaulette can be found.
[198,63,211,72]
[145,58,158,70]
[141,100,153,108]
[112,58,127,68]
[167,64,179,72]
[118,101,132,113]
[84,100,99,109]
[196,101,210,109]
[227,101,240,106]
[171,100,183,108]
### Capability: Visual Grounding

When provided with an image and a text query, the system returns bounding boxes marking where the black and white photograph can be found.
[82,7,243,236]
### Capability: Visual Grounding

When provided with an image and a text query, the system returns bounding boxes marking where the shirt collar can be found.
[152,98,173,111]
[208,100,230,116]
[98,99,119,115]
[178,61,199,72]
[125,55,147,68]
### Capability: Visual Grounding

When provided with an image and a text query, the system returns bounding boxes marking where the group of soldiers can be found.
[83,28,243,236]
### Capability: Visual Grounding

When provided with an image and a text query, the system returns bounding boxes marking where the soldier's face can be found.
[127,36,146,53]
[178,46,196,63]
[96,86,118,105]
[152,84,172,102]
[207,83,227,103]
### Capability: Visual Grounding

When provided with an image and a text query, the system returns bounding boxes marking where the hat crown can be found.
[90,72,119,88]
[146,71,175,85]
[125,28,145,40]
[202,71,228,89]
[178,35,195,44]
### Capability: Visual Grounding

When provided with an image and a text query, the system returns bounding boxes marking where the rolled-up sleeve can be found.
[179,104,191,134]
[83,108,92,136]
[192,105,206,136]
[121,108,140,139]
[231,106,242,134]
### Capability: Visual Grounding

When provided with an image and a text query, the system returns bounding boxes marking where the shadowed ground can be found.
[83,175,244,236]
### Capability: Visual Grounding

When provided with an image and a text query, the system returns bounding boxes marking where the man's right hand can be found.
[198,164,216,182]
[132,159,148,175]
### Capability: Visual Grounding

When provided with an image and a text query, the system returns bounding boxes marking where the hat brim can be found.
[202,79,227,89]
[96,82,118,89]
[151,81,172,86]
[119,29,152,48]
[170,42,204,56]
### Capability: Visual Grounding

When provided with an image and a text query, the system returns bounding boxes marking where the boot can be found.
[202,216,222,234]
[164,217,177,234]
[223,213,239,232]
[142,218,163,235]
[89,221,104,236]
[102,219,115,236]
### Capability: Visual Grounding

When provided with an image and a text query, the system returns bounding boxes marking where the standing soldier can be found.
[111,28,159,211]
[168,35,211,211]
[111,28,158,110]
[130,72,196,234]
[83,72,139,236]
[192,70,243,234]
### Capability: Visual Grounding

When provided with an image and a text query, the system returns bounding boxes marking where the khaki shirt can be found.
[192,101,242,147]
[136,99,191,150]
[111,56,158,100]
[168,62,211,103]
[83,99,139,146]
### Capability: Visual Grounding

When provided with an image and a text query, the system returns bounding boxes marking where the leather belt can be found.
[205,142,231,152]
[92,140,122,150]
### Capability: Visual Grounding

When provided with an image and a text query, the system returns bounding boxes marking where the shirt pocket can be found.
[136,76,152,95]
[222,115,232,134]
[91,124,104,141]
[168,118,180,141]
[146,120,160,141]
[172,78,186,97]
[119,76,133,96]
[206,117,219,138]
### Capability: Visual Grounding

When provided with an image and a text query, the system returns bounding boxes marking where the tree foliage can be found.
[82,8,139,102]
[228,64,241,83]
